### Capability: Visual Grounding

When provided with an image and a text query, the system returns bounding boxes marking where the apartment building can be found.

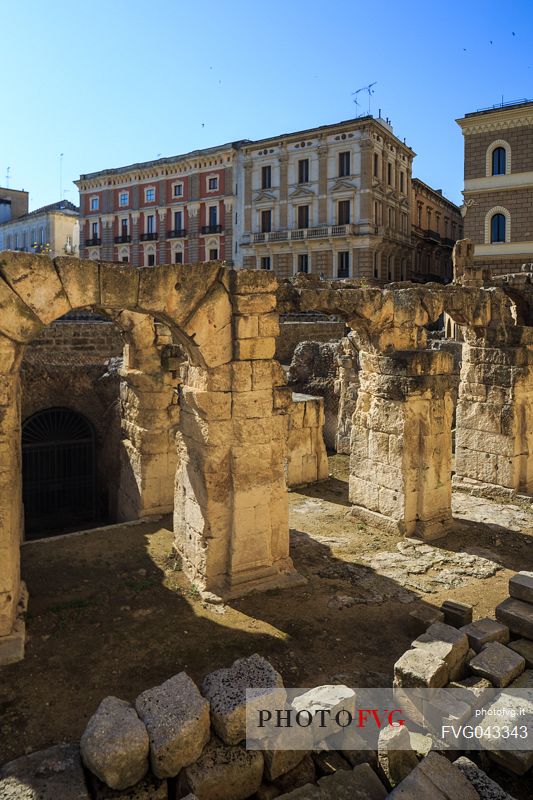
[0,187,29,223]
[239,116,414,281]
[457,99,533,273]
[76,142,242,266]
[410,179,462,283]
[0,199,79,258]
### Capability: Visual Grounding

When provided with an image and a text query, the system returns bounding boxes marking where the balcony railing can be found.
[424,229,441,242]
[441,237,456,248]
[140,232,158,241]
[167,229,187,239]
[201,224,223,234]
[246,224,357,245]
[114,235,131,243]
[85,238,101,246]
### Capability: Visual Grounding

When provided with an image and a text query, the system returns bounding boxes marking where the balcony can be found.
[167,229,187,239]
[201,224,223,234]
[441,237,456,248]
[424,229,441,242]
[114,235,131,244]
[140,232,158,241]
[85,238,101,246]
[246,224,357,245]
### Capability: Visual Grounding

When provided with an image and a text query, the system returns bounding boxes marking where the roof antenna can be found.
[352,82,377,116]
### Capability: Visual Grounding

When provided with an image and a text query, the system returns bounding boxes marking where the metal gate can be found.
[22,408,97,539]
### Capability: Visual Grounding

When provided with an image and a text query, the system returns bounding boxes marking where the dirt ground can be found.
[1,455,532,788]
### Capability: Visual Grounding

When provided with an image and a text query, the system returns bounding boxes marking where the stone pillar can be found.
[0,339,25,664]
[279,154,288,229]
[335,336,360,454]
[349,349,455,539]
[454,326,533,497]
[317,144,328,224]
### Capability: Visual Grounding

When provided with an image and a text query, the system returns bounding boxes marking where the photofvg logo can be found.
[245,687,533,754]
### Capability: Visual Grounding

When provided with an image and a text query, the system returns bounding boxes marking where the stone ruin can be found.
[0,242,532,670]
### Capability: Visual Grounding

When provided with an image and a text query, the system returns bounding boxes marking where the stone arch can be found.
[485,139,511,176]
[0,252,299,661]
[484,206,511,244]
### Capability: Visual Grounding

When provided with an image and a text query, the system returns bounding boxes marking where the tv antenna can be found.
[59,153,64,200]
[352,82,377,116]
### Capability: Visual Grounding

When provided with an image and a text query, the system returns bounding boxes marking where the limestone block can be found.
[508,669,533,688]
[87,771,167,799]
[135,672,210,778]
[508,638,533,668]
[231,361,253,392]
[469,642,525,687]
[138,262,221,328]
[408,604,445,636]
[233,293,277,315]
[234,314,259,339]
[311,750,351,776]
[274,755,316,794]
[274,387,293,409]
[496,597,533,639]
[317,763,387,799]
[235,337,276,361]
[258,313,280,337]
[441,600,473,628]
[182,282,232,367]
[412,622,469,680]
[453,757,514,800]
[509,571,533,604]
[460,618,510,652]
[0,272,44,343]
[387,751,479,799]
[201,654,285,745]
[232,390,273,419]
[276,786,319,799]
[81,696,149,790]
[291,685,356,743]
[263,737,309,781]
[55,255,100,307]
[230,269,278,294]
[393,649,449,689]
[0,744,90,799]
[0,251,71,326]
[473,690,533,775]
[100,262,140,309]
[181,388,232,420]
[179,738,264,800]
[252,360,277,390]
[232,417,275,446]
[377,725,419,788]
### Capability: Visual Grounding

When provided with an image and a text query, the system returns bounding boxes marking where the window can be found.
[262,165,272,189]
[175,251,183,264]
[388,208,394,228]
[339,151,350,177]
[14,233,18,249]
[426,208,432,229]
[90,197,99,211]
[373,252,380,279]
[40,227,45,244]
[298,158,309,184]
[388,255,394,281]
[91,221,98,238]
[261,209,272,233]
[491,213,506,243]
[122,256,129,263]
[492,147,506,176]
[208,177,218,191]
[147,253,155,267]
[261,256,271,270]
[338,200,350,225]
[145,187,155,202]
[147,214,155,234]
[400,172,405,193]
[208,206,218,226]
[174,210,183,231]
[387,163,392,185]
[417,204,422,227]
[373,153,379,178]
[119,192,129,207]
[173,183,183,197]
[209,248,218,260]
[297,205,309,229]
[338,251,350,278]
[121,218,128,236]
[297,253,309,273]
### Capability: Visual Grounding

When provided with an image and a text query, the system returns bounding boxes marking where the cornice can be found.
[458,111,533,136]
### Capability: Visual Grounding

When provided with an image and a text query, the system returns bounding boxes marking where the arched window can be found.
[491,213,506,243]
[492,147,506,176]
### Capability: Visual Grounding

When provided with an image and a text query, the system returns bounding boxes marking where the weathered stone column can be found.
[349,348,455,539]
[455,326,533,497]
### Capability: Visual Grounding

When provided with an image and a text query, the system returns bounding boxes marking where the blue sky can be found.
[2,0,532,209]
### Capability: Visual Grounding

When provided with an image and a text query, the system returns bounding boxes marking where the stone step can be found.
[460,618,509,652]
[496,597,533,640]
[507,638,533,668]
[509,571,533,604]
[469,642,525,688]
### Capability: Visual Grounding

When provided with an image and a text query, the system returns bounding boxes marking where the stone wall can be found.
[286,393,328,487]
[287,340,340,450]
[276,315,346,364]
[25,319,124,362]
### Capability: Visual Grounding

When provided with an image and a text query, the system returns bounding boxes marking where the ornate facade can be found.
[410,179,462,283]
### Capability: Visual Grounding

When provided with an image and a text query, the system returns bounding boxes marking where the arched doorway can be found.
[22,408,96,539]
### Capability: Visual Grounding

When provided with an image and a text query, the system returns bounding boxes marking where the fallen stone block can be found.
[412,622,469,680]
[377,724,419,788]
[508,668,533,688]
[87,771,167,799]
[201,653,284,745]
[469,642,525,688]
[387,751,479,799]
[291,685,356,743]
[441,600,473,628]
[255,785,282,800]
[317,763,387,799]
[507,638,533,668]
[0,744,90,799]
[408,604,445,636]
[453,756,516,800]
[179,738,264,800]
[460,618,510,653]
[274,754,315,794]
[263,748,308,783]
[135,672,210,778]
[311,750,351,776]
[473,690,533,776]
[326,726,377,768]
[260,724,312,781]
[509,571,533,604]
[393,648,449,688]
[81,696,149,790]
[447,677,494,708]
[496,597,533,640]
[276,785,320,799]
